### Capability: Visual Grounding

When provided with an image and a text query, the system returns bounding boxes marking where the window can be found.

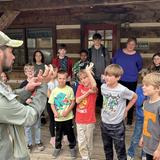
[4,28,54,69]
[88,30,113,53]
[83,24,117,57]
[26,28,53,64]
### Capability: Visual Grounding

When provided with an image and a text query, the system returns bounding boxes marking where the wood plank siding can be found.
[56,24,81,60]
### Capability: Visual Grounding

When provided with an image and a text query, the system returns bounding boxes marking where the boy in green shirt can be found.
[48,70,76,159]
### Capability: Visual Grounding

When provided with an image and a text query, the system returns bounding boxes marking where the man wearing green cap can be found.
[0,31,52,160]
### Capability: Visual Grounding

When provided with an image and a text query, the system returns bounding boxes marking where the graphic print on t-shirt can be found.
[54,92,70,111]
[103,93,120,114]
[79,98,87,109]
[77,89,88,113]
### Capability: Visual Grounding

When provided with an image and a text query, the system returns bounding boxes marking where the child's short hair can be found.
[58,44,67,50]
[24,63,34,72]
[104,64,124,77]
[143,72,160,89]
[93,33,102,40]
[79,49,88,55]
[57,69,68,76]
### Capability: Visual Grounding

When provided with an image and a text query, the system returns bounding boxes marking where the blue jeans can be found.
[101,121,126,160]
[25,118,41,145]
[128,117,145,158]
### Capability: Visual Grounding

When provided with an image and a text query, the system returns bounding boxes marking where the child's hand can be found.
[26,98,32,104]
[85,62,94,75]
[153,148,160,160]
[54,111,59,118]
[139,137,143,147]
[62,110,69,117]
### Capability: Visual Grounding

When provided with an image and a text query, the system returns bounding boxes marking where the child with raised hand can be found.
[139,72,160,160]
[101,64,137,160]
[75,62,97,160]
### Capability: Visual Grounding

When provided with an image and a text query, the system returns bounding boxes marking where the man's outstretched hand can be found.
[25,64,53,92]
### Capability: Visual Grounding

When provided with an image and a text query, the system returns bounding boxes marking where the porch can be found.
[30,113,141,160]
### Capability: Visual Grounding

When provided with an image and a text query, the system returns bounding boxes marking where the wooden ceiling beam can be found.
[0,0,160,12]
[0,10,20,30]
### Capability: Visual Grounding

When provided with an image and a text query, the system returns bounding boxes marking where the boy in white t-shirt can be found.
[101,64,137,160]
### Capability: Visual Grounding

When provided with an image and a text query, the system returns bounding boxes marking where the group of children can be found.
[1,49,160,160]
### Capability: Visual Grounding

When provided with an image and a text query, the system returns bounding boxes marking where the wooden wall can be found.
[56,24,81,62]
[120,22,160,68]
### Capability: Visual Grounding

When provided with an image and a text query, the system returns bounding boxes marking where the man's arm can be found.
[13,88,32,103]
[0,66,53,127]
[0,84,47,127]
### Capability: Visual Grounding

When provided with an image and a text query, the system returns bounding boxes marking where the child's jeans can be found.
[25,118,41,145]
[76,123,95,159]
[101,121,126,160]
[127,117,145,158]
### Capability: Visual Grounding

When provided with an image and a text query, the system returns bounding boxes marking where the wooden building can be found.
[1,0,160,73]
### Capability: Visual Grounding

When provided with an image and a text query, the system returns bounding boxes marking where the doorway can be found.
[83,24,117,57]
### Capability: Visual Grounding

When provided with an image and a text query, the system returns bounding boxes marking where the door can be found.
[83,24,117,57]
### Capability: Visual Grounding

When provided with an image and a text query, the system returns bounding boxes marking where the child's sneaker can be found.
[127,155,134,160]
[142,156,146,160]
[35,142,45,152]
[70,148,76,159]
[27,144,33,153]
[52,148,61,159]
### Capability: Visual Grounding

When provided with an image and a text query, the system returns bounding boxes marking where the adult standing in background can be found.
[112,37,143,125]
[33,50,45,76]
[88,33,110,108]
